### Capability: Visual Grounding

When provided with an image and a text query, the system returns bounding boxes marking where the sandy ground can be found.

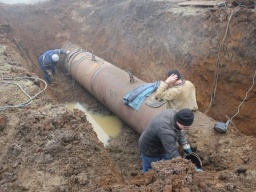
[0,0,256,191]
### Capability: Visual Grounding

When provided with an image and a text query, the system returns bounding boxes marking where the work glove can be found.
[195,167,204,172]
[182,143,192,154]
[66,50,70,54]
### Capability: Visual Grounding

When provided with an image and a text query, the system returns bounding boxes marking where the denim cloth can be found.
[141,152,169,172]
[38,49,67,83]
[40,65,56,83]
[123,81,160,110]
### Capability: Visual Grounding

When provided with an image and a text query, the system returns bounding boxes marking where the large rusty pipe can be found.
[65,48,165,134]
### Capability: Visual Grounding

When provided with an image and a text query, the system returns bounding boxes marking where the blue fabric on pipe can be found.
[123,81,160,110]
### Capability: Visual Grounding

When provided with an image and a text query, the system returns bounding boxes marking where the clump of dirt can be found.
[0,0,256,191]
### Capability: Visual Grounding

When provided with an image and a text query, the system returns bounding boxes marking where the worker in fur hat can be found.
[138,108,194,172]
[155,69,198,111]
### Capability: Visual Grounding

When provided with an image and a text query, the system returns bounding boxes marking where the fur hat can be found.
[175,108,194,126]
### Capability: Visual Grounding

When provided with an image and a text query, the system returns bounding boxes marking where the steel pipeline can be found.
[65,48,166,134]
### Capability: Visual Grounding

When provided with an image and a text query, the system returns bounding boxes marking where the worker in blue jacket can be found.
[39,49,70,85]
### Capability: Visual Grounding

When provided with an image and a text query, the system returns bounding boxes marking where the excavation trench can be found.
[0,0,256,191]
[1,0,255,136]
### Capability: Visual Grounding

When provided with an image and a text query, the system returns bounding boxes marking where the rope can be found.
[150,3,178,19]
[204,10,234,114]
[0,76,47,111]
[227,68,256,125]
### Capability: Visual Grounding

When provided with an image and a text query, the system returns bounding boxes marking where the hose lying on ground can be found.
[0,76,47,111]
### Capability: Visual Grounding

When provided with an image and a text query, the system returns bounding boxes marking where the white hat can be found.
[51,54,59,62]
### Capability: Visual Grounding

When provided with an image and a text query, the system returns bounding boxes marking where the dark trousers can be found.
[40,65,55,83]
[141,152,169,172]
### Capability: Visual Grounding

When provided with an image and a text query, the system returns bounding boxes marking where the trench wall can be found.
[0,0,255,135]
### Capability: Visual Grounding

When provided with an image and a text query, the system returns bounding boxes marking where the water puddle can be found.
[65,102,122,146]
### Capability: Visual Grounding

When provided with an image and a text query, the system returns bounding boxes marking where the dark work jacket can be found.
[39,49,67,67]
[138,109,188,159]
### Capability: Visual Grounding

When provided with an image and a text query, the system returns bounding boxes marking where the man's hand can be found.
[165,74,177,84]
[183,143,192,154]
[184,147,192,154]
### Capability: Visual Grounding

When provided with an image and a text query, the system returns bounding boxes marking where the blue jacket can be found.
[123,81,160,110]
[39,49,67,66]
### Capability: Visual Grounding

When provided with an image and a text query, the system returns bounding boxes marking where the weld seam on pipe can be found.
[66,49,88,73]
[90,65,106,94]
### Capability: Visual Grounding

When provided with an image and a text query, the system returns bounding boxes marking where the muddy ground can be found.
[0,0,256,191]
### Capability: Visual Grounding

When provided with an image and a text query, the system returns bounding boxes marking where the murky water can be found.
[0,0,48,5]
[65,102,122,146]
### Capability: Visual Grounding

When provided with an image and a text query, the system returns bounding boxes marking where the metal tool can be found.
[128,71,135,84]
[185,152,203,171]
[214,120,231,133]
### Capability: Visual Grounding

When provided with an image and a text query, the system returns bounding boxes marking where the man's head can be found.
[51,54,59,62]
[167,70,181,80]
[175,108,194,130]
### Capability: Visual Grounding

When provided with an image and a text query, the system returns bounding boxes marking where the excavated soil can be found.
[0,0,256,191]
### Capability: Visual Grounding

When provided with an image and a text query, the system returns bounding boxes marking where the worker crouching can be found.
[39,49,70,85]
[138,108,194,172]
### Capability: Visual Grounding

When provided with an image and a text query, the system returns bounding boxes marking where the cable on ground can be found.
[0,76,47,111]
